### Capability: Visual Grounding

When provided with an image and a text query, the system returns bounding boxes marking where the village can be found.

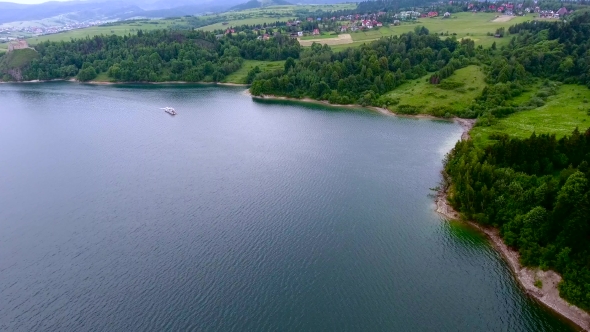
[0,20,109,44]
[223,1,571,40]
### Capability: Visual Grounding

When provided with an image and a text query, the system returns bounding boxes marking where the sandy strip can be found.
[435,122,590,331]
[298,34,353,47]
[492,15,515,22]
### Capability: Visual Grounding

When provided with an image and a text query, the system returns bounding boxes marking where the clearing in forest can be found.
[471,84,590,145]
[385,65,486,117]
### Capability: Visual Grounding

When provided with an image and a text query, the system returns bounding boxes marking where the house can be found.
[307,17,313,22]
[341,26,348,32]
[263,34,270,40]
[224,29,235,34]
[557,7,568,16]
[497,6,504,12]
[312,29,320,35]
[216,34,224,40]
[428,11,438,17]
[393,20,401,26]
[376,22,383,27]
[290,33,299,38]
[443,12,451,18]
[7,39,29,52]
[298,31,304,37]
[222,22,229,25]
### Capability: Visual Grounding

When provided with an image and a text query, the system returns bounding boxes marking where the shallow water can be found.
[0,83,573,331]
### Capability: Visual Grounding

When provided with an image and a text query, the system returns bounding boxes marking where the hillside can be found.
[230,0,293,11]
[0,48,39,81]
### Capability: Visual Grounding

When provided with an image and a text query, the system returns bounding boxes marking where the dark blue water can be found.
[0,83,573,331]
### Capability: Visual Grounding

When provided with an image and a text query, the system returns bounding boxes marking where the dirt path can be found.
[298,34,353,47]
[492,15,515,22]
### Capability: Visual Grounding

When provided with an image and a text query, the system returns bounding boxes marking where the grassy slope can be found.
[222,59,285,84]
[471,84,590,145]
[0,48,39,68]
[385,65,486,114]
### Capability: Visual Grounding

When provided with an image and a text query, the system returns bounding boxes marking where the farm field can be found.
[298,34,352,47]
[385,65,486,116]
[222,60,285,84]
[471,84,590,146]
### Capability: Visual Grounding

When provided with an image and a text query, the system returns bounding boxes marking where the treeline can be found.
[251,29,476,112]
[15,29,299,82]
[445,128,590,311]
[503,12,590,86]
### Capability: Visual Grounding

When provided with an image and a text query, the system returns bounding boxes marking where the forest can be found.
[2,29,299,82]
[444,129,590,311]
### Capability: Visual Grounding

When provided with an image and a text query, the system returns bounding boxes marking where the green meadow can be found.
[471,84,590,145]
[385,65,486,116]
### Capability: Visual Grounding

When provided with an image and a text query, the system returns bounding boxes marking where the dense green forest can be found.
[1,29,299,82]
[445,129,590,311]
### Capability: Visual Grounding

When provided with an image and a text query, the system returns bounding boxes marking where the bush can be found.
[396,104,420,114]
[438,80,466,90]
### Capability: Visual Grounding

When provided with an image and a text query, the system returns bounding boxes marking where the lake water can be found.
[0,83,574,331]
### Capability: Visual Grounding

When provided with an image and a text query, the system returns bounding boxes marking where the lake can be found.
[0,83,573,331]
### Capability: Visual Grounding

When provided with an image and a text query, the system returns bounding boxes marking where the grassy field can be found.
[385,65,486,116]
[300,33,340,40]
[471,84,590,145]
[307,12,531,51]
[199,17,295,32]
[27,20,184,45]
[222,59,285,84]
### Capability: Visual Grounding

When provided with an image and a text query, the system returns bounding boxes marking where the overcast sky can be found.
[2,0,72,3]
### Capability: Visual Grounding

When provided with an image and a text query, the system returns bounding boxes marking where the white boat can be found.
[161,107,177,115]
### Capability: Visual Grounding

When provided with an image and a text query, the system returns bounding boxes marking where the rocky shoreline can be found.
[435,122,590,331]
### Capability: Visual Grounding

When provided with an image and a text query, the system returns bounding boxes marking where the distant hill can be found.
[0,0,245,25]
[229,0,293,11]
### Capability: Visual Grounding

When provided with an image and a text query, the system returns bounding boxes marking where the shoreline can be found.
[251,93,461,121]
[435,123,590,331]
[0,79,249,87]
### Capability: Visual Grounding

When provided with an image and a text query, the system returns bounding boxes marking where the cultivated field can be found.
[298,34,353,47]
